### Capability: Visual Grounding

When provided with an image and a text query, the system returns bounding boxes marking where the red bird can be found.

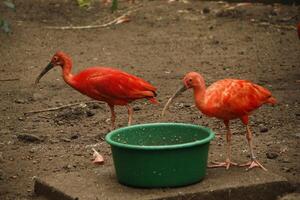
[35,51,158,129]
[162,72,276,171]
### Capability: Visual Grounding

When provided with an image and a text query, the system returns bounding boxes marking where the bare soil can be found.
[0,0,299,199]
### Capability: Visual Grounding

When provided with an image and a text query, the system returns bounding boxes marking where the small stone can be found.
[49,139,59,144]
[259,124,269,133]
[63,164,72,170]
[133,106,141,111]
[17,133,42,143]
[86,110,95,117]
[70,133,80,140]
[18,117,25,121]
[29,148,35,153]
[14,99,25,104]
[266,152,279,159]
[57,121,64,125]
[90,103,101,109]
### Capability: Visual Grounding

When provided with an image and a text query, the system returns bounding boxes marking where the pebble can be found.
[17,133,42,143]
[29,148,35,153]
[63,164,73,170]
[86,110,95,117]
[70,133,80,140]
[259,124,269,133]
[14,99,26,104]
[133,106,142,111]
[266,152,279,159]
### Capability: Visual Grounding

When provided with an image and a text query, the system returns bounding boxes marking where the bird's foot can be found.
[239,159,267,171]
[208,159,238,170]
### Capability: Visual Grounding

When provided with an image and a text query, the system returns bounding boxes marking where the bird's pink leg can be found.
[108,104,116,130]
[239,125,267,171]
[127,105,133,126]
[209,121,237,170]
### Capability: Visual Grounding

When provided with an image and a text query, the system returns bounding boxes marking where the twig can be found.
[24,101,104,115]
[253,21,297,30]
[46,5,142,30]
[0,78,19,81]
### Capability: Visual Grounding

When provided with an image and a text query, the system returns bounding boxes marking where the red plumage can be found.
[200,79,276,121]
[72,67,157,105]
[36,51,158,129]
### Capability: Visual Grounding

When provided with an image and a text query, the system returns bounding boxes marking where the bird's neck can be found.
[61,59,75,86]
[193,82,206,111]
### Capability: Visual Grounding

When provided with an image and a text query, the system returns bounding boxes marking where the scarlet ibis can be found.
[162,72,276,171]
[35,51,158,129]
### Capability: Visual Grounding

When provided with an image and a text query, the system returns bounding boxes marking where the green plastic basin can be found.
[105,123,215,188]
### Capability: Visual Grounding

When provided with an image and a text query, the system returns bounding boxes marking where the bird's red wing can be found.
[205,80,274,117]
[223,80,273,115]
[87,72,156,102]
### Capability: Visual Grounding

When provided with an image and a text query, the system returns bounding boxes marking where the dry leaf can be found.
[92,148,104,165]
[115,15,131,24]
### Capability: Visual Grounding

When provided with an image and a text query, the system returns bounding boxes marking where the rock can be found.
[133,106,141,111]
[17,133,42,143]
[86,110,95,117]
[57,121,64,125]
[14,99,26,104]
[259,124,269,133]
[63,164,73,171]
[29,148,35,153]
[18,117,25,121]
[266,152,279,159]
[89,103,102,109]
[70,133,80,140]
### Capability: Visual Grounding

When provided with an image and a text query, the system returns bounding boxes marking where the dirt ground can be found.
[0,0,299,199]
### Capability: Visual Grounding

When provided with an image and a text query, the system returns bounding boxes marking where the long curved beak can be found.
[35,62,54,84]
[162,84,187,117]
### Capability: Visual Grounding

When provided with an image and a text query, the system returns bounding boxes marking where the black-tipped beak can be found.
[35,62,54,84]
[162,84,187,117]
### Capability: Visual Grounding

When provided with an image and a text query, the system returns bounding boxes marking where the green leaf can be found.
[3,0,16,10]
[0,19,11,33]
[111,0,118,13]
[76,0,92,8]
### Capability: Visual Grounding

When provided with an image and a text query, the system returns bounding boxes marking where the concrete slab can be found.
[34,167,294,200]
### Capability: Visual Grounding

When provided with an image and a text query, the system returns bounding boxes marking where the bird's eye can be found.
[53,57,58,61]
[189,79,192,82]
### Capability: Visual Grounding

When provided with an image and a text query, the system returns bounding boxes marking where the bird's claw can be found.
[239,159,267,171]
[208,159,238,170]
